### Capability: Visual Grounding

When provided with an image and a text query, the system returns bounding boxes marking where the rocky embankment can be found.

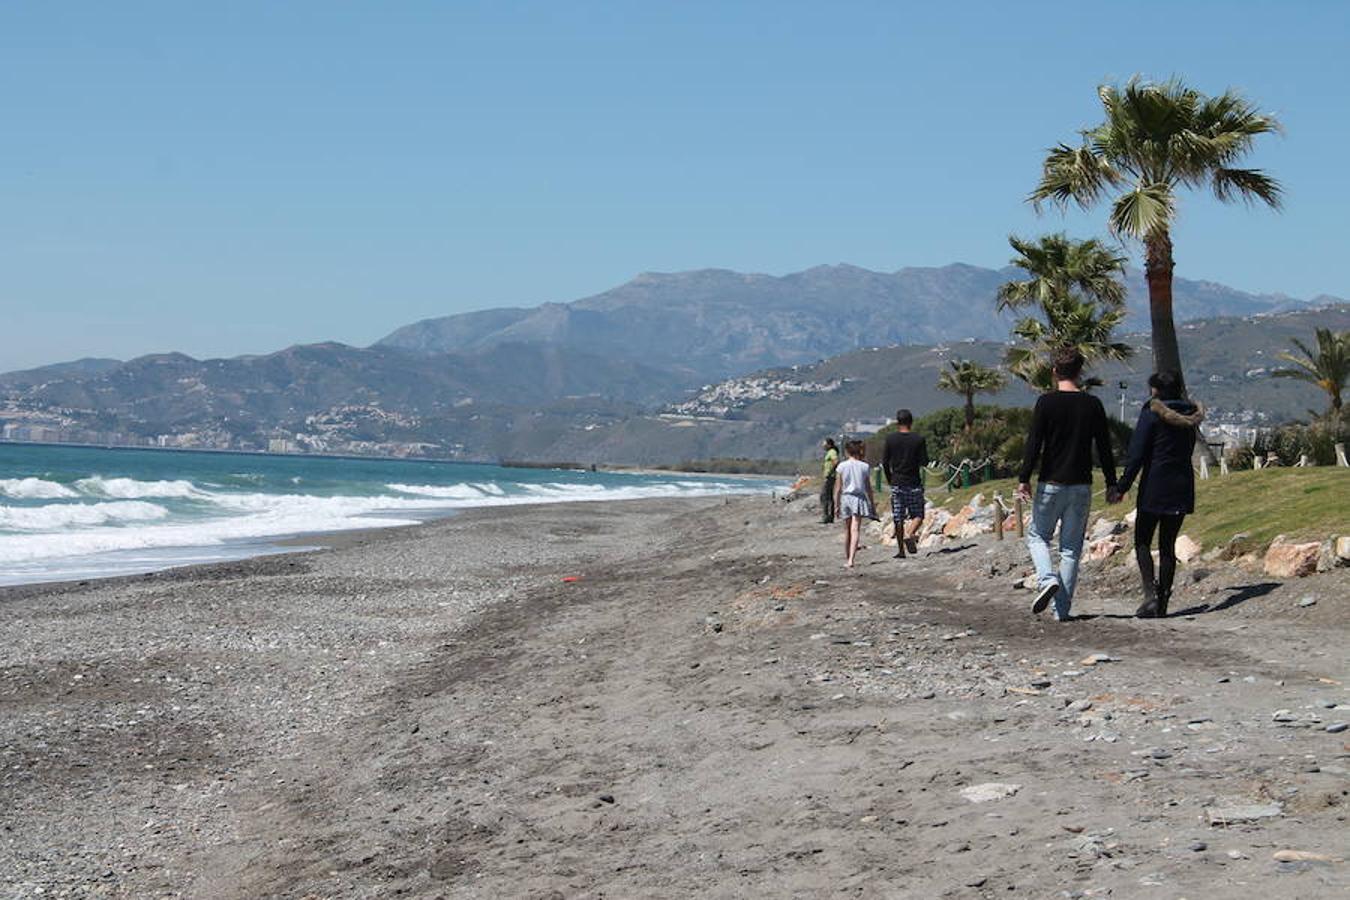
[857,486,1350,615]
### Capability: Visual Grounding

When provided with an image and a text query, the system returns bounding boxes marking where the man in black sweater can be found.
[882,408,928,558]
[1016,346,1120,621]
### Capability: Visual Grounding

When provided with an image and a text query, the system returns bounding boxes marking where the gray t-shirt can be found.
[836,458,871,496]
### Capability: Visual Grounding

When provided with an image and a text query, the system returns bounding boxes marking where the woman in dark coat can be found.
[1114,371,1204,618]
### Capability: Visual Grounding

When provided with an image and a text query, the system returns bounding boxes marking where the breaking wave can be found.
[0,477,79,500]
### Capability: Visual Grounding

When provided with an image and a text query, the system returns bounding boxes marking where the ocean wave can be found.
[0,474,779,569]
[0,495,421,563]
[0,477,79,500]
[75,476,207,499]
[387,482,506,499]
[0,500,170,531]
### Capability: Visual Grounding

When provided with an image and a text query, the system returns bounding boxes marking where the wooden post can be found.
[1253,455,1262,470]
[1014,495,1025,538]
[993,493,1005,541]
[1336,443,1347,467]
[1219,454,1229,477]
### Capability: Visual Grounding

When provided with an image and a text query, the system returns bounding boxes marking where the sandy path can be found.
[3,495,1347,898]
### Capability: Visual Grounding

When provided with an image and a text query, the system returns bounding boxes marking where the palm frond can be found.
[1030,143,1119,212]
[1108,184,1175,238]
[1211,167,1283,209]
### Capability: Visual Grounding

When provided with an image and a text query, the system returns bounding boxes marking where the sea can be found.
[0,443,783,587]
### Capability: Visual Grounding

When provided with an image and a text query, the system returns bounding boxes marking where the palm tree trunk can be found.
[964,392,975,431]
[1144,231,1184,388]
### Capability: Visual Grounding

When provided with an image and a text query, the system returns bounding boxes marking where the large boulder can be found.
[957,521,988,539]
[1263,536,1322,578]
[967,493,997,525]
[1087,538,1122,562]
[1175,535,1202,564]
[1089,517,1122,542]
[942,508,972,537]
[926,508,953,536]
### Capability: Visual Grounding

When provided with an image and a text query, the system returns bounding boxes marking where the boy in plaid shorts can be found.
[882,409,929,558]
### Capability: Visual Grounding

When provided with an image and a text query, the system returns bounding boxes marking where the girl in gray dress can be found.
[834,440,878,568]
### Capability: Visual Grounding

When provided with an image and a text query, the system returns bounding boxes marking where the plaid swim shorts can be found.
[891,485,925,522]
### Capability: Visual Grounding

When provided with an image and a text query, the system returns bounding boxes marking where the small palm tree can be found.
[937,359,1007,430]
[1030,77,1282,387]
[1004,299,1133,390]
[997,233,1127,314]
[999,234,1133,389]
[1271,328,1349,421]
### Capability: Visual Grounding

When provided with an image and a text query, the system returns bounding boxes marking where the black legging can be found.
[1134,511,1185,599]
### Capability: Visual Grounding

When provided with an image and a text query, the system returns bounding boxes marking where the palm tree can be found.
[1029,77,1282,387]
[937,359,1007,430]
[1271,328,1349,421]
[1004,299,1134,390]
[997,233,1127,313]
[999,234,1133,389]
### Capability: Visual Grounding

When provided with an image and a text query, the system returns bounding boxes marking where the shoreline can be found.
[0,463,787,591]
[3,493,1345,897]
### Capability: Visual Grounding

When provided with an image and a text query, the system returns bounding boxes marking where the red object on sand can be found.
[561,576,582,583]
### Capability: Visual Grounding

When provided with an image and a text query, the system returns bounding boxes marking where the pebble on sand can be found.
[1205,803,1282,825]
[959,783,1021,803]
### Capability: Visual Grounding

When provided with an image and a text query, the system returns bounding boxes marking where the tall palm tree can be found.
[999,234,1133,389]
[937,359,1007,430]
[1271,328,1349,421]
[1029,77,1282,387]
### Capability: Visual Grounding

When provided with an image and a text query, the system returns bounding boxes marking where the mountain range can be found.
[2,262,1344,463]
[376,263,1327,379]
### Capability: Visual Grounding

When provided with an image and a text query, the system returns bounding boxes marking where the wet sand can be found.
[2,495,1346,898]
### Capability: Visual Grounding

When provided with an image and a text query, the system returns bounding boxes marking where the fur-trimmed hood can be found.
[1149,397,1205,428]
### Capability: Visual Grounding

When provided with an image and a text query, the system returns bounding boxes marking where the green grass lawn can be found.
[928,467,1349,549]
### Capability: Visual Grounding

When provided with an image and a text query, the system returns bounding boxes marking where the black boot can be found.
[1135,579,1161,618]
[1155,587,1171,618]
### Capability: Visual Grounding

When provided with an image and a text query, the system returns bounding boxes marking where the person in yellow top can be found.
[819,438,840,524]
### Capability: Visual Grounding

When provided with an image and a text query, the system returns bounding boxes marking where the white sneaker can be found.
[1031,582,1059,615]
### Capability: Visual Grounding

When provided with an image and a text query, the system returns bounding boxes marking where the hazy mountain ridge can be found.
[2,262,1344,463]
[377,262,1330,378]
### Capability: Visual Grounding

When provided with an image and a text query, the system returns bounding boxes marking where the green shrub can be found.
[867,404,1128,482]
[1253,419,1350,466]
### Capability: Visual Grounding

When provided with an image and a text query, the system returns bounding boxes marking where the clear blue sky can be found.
[2,1,1347,370]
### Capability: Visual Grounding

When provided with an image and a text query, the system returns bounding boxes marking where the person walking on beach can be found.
[834,440,878,568]
[882,408,928,558]
[819,438,840,524]
[1111,372,1204,619]
[1016,346,1120,621]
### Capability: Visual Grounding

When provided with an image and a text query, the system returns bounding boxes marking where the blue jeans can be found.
[1025,483,1091,619]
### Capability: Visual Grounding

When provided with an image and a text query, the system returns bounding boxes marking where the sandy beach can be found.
[2,494,1347,899]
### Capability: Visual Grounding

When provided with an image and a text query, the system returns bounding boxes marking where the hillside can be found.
[0,342,667,454]
[2,260,1345,464]
[377,262,1326,379]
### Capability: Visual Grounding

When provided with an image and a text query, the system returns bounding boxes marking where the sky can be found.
[2,1,1348,371]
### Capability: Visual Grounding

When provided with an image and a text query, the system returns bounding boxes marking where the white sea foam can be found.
[387,482,506,499]
[75,476,206,499]
[0,500,170,531]
[0,475,777,573]
[0,477,79,499]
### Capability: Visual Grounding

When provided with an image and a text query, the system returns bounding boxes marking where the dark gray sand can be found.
[2,496,1346,898]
